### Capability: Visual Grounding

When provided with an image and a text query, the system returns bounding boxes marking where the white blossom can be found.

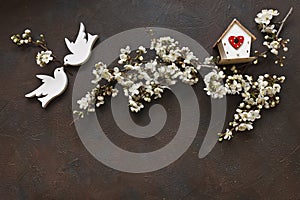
[96,96,104,107]
[236,123,253,131]
[203,56,214,65]
[261,24,276,33]
[255,9,279,25]
[77,92,95,111]
[138,46,147,53]
[91,62,107,84]
[226,74,250,94]
[36,50,53,67]
[223,129,233,140]
[204,70,226,98]
[118,46,131,64]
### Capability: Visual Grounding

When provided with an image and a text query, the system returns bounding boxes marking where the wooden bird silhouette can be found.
[64,22,98,66]
[25,67,68,108]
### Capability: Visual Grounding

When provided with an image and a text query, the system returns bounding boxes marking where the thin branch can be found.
[276,7,293,37]
[32,41,64,65]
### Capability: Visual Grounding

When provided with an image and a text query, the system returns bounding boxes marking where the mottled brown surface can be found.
[1,0,300,199]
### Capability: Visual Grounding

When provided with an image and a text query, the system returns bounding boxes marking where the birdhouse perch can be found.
[214,19,256,65]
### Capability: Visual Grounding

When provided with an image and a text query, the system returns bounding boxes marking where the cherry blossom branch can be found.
[31,40,63,65]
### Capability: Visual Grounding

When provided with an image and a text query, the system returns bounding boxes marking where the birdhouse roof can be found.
[213,19,256,47]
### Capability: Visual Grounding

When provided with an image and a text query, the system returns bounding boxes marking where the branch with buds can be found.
[253,7,293,67]
[11,29,63,67]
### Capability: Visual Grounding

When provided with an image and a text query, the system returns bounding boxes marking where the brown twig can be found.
[32,41,64,65]
[31,40,75,76]
[276,7,293,37]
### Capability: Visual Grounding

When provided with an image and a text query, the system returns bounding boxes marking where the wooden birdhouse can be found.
[214,19,256,65]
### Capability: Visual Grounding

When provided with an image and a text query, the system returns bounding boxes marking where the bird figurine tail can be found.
[25,90,38,98]
[38,96,52,108]
[87,33,98,47]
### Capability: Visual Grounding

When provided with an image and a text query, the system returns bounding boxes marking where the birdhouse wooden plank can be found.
[214,19,256,65]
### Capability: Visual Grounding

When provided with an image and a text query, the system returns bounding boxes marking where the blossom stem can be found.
[32,41,64,65]
[32,40,73,75]
[276,7,293,37]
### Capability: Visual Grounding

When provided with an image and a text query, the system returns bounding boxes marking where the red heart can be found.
[228,36,244,49]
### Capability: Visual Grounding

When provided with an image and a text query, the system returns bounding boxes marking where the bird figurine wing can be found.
[64,23,87,54]
[25,82,46,98]
[25,67,68,108]
[75,22,87,45]
[25,75,54,97]
[64,38,76,54]
[36,75,54,83]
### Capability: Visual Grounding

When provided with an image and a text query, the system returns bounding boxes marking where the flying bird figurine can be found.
[64,22,98,66]
[25,67,68,108]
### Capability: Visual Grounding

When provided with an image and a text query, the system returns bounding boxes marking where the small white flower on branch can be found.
[36,50,53,67]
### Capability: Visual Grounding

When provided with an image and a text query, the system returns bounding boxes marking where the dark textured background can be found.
[1,0,300,199]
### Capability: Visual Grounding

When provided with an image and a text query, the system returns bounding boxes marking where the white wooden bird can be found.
[25,67,68,108]
[64,22,98,66]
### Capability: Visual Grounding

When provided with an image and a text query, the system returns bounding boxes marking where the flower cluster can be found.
[254,8,292,66]
[255,9,279,31]
[11,29,32,45]
[218,74,285,141]
[36,50,53,67]
[204,64,286,141]
[11,29,59,67]
[74,36,210,117]
[203,70,226,98]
